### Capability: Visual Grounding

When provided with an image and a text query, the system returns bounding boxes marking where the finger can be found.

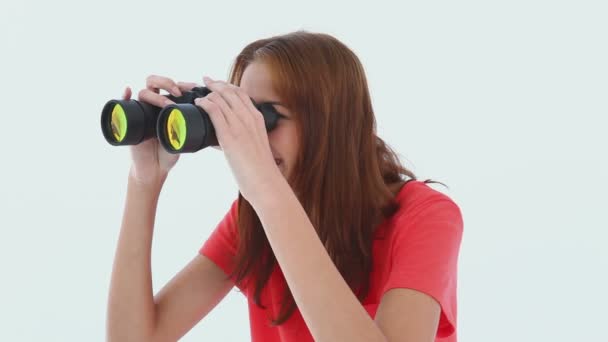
[236,89,261,120]
[122,86,132,101]
[228,87,256,127]
[205,92,234,126]
[203,78,248,125]
[234,90,268,134]
[176,81,201,93]
[195,97,230,147]
[204,77,242,107]
[138,88,175,107]
[146,74,182,97]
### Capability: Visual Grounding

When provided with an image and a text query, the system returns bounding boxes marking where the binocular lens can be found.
[167,108,187,150]
[101,86,279,152]
[110,104,127,142]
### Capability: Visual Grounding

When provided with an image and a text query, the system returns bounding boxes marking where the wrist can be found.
[128,166,168,191]
[249,175,292,212]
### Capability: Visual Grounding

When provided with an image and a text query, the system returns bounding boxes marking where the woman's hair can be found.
[226,30,446,325]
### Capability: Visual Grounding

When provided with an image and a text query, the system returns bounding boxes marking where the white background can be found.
[1,0,606,341]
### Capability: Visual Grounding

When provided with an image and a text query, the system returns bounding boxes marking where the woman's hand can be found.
[125,75,199,186]
[194,76,282,202]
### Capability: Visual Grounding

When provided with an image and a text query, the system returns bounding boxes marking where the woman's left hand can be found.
[194,76,282,202]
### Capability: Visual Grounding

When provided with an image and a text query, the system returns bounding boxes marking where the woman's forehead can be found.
[241,62,273,91]
[241,62,285,106]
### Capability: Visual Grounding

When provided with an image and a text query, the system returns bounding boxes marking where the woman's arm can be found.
[251,179,387,342]
[106,173,233,342]
[106,173,164,341]
[251,179,441,342]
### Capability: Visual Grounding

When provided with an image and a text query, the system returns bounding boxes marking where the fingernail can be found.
[172,87,182,96]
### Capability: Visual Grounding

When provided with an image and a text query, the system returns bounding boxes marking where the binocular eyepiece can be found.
[100,86,281,153]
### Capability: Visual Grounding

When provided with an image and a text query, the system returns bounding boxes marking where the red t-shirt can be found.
[199,180,464,341]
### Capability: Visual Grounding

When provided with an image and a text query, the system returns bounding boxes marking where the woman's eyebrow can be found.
[261,100,285,106]
[258,100,291,115]
[253,99,291,117]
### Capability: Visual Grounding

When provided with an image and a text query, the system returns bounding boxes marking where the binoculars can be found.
[100,86,281,153]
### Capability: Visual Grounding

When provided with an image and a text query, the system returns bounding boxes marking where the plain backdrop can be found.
[1,0,606,341]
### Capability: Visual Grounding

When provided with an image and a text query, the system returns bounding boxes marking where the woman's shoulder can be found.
[392,179,458,208]
[386,179,462,229]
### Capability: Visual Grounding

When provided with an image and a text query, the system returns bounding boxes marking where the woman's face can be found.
[239,61,299,181]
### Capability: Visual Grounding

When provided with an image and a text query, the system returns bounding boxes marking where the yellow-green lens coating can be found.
[110,104,127,142]
[167,109,187,150]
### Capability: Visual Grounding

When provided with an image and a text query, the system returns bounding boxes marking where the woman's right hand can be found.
[124,75,200,186]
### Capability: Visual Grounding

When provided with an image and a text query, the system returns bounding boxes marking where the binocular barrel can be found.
[100,86,281,153]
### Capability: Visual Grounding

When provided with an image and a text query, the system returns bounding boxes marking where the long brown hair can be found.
[226,31,446,325]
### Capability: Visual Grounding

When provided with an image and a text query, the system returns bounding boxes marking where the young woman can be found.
[106,31,464,342]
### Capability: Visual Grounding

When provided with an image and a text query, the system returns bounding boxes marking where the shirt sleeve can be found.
[198,199,239,277]
[382,198,464,338]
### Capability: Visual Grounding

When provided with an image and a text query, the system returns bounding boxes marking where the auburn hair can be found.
[225,30,445,325]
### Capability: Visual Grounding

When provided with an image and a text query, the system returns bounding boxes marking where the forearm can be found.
[251,180,387,342]
[106,172,166,342]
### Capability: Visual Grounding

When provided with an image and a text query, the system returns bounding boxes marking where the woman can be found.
[106,31,464,342]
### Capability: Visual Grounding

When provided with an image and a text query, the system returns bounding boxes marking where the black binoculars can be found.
[100,86,281,153]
